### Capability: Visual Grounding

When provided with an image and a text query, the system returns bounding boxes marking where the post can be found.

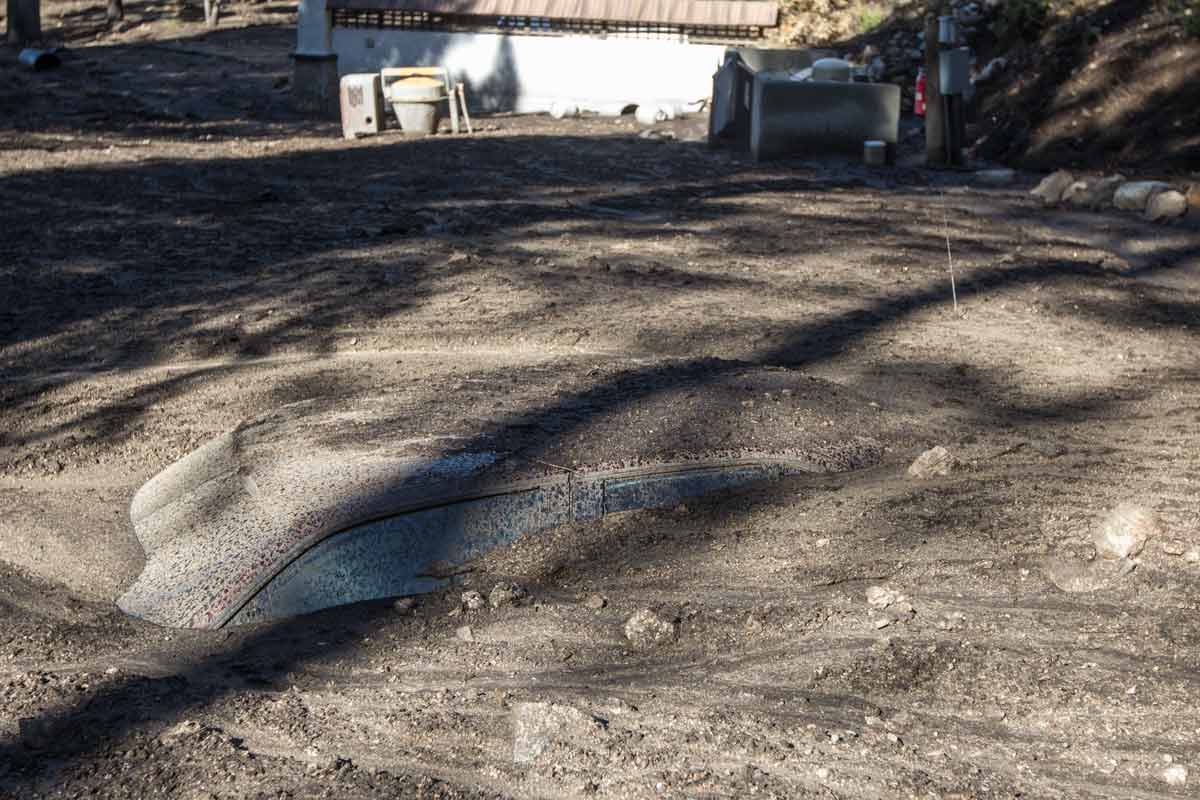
[923,12,945,167]
[293,0,339,116]
[6,0,41,45]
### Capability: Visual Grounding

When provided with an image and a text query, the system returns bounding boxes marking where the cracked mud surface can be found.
[3,9,1200,799]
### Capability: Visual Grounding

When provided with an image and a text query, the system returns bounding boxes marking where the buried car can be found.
[118,368,898,629]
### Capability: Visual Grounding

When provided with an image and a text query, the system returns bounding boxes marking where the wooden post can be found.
[6,0,41,44]
[924,11,945,167]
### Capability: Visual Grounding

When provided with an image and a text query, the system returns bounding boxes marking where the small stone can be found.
[1185,549,1200,563]
[455,625,475,643]
[886,732,902,744]
[814,766,831,781]
[1162,540,1187,556]
[907,446,955,478]
[638,129,677,141]
[158,720,203,746]
[1030,170,1074,206]
[1163,764,1188,786]
[583,593,608,610]
[1146,190,1189,221]
[489,582,528,609]
[511,702,602,764]
[1114,180,1171,211]
[1094,502,1161,560]
[461,590,486,611]
[873,617,892,629]
[865,586,903,609]
[623,608,678,649]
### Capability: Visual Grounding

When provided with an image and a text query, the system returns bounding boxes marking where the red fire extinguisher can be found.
[915,68,927,116]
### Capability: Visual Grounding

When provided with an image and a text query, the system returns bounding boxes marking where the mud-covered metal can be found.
[227,459,796,626]
[118,370,889,629]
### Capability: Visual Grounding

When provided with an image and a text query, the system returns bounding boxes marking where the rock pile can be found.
[1030,172,1192,221]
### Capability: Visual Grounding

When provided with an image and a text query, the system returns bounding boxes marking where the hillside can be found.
[780,0,1200,176]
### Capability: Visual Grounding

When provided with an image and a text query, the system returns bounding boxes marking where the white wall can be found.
[330,28,727,114]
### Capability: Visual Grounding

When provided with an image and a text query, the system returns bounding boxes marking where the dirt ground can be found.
[3,6,1200,799]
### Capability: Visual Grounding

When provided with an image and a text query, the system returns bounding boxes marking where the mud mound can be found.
[119,364,921,629]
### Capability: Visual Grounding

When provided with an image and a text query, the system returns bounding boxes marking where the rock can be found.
[1030,170,1074,206]
[548,101,578,120]
[1095,503,1161,560]
[461,590,486,611]
[1146,190,1189,221]
[1162,540,1188,556]
[583,593,608,610]
[1061,181,1091,206]
[865,586,904,609]
[489,582,528,609]
[393,596,418,615]
[1064,175,1125,208]
[511,702,603,764]
[1186,549,1200,563]
[1113,180,1171,211]
[1163,764,1188,786]
[623,608,678,649]
[635,103,674,126]
[158,719,204,746]
[455,625,475,643]
[907,446,955,478]
[974,168,1015,186]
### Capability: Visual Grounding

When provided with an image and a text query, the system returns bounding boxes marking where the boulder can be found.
[1030,170,1074,206]
[1145,190,1189,222]
[1064,175,1125,208]
[1113,181,1171,212]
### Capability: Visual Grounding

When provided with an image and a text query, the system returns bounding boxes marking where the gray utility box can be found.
[939,48,971,96]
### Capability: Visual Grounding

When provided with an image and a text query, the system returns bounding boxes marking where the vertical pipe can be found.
[924,12,946,167]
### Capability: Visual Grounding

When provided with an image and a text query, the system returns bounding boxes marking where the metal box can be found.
[939,48,971,96]
[339,73,385,139]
